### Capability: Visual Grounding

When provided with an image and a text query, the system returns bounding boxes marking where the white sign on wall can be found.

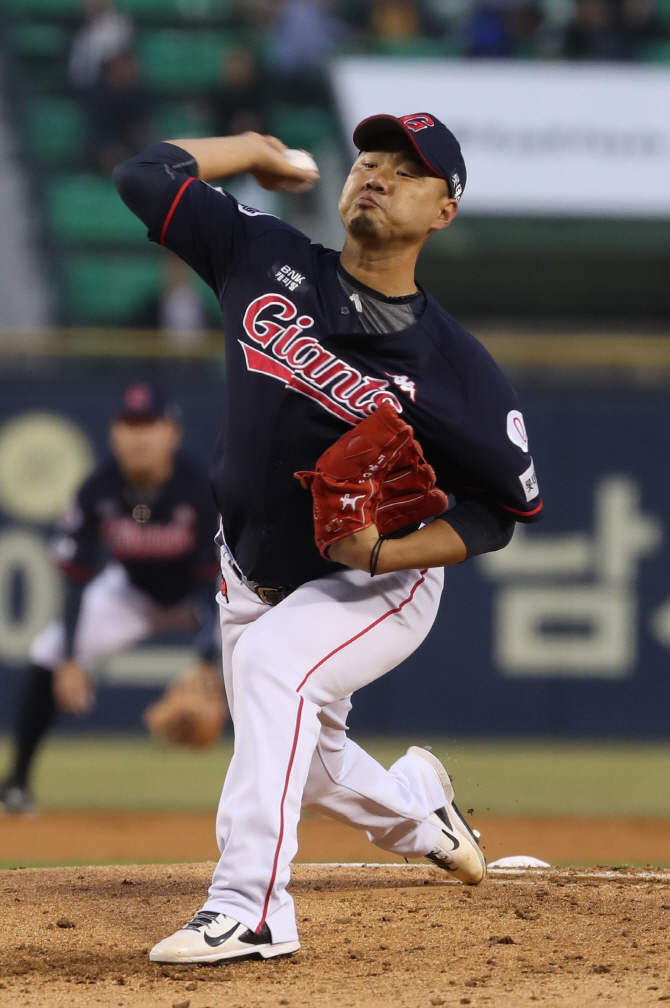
[332,58,670,217]
[478,475,662,678]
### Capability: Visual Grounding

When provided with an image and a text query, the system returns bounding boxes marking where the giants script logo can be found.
[400,114,435,132]
[240,293,402,425]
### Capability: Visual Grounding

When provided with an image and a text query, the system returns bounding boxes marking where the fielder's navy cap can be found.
[353,112,466,202]
[116,382,180,423]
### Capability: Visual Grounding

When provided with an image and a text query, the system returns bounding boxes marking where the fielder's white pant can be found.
[30,564,194,671]
[205,538,447,943]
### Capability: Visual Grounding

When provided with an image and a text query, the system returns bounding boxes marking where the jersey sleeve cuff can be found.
[498,498,544,522]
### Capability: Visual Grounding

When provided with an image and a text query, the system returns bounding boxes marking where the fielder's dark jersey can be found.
[115,144,542,586]
[54,453,220,606]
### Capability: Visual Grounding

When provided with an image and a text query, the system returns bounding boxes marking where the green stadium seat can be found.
[137,30,233,93]
[267,105,336,153]
[63,253,160,325]
[117,0,232,23]
[156,102,213,140]
[48,175,147,244]
[25,97,84,169]
[9,22,70,59]
[2,0,80,17]
[639,40,670,62]
[370,37,450,57]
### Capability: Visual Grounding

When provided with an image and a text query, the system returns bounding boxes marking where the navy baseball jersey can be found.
[55,452,220,606]
[115,144,542,587]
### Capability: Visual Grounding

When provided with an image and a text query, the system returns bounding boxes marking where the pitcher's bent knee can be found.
[231,627,344,710]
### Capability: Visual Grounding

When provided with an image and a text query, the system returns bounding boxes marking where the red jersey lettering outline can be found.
[240,293,403,424]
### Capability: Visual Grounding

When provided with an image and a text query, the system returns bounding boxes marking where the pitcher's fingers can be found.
[261,134,288,153]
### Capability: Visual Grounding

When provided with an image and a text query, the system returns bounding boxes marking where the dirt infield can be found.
[1,862,670,1008]
[1,810,670,867]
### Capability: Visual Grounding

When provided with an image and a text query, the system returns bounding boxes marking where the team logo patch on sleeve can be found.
[506,410,529,452]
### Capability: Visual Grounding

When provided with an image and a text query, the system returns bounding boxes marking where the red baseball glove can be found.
[295,401,448,558]
[376,434,449,536]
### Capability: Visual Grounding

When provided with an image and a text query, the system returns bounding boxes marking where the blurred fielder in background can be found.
[0,383,225,815]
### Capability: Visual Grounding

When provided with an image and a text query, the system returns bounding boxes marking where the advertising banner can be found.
[0,378,669,736]
[332,58,670,217]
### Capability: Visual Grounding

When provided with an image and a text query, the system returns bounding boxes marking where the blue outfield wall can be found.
[0,373,669,738]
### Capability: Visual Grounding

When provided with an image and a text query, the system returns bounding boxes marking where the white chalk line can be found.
[299,863,670,883]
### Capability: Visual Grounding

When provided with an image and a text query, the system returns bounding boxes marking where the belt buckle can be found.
[256,586,281,606]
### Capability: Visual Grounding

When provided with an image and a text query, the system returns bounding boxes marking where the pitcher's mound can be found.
[1,862,669,1007]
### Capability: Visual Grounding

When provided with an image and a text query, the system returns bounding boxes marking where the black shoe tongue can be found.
[240,922,272,945]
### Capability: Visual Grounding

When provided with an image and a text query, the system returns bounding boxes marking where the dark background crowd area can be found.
[1,0,669,332]
[5,0,670,176]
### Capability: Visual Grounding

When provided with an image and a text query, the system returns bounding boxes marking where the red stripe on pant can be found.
[256,695,304,932]
[256,569,428,932]
[297,569,428,693]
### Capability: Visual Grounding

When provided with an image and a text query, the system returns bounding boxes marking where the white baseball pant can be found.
[205,535,447,943]
[29,564,195,671]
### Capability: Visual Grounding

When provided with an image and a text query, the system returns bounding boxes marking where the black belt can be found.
[227,555,297,607]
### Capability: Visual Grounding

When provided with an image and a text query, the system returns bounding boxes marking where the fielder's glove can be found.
[143,665,227,749]
[295,401,448,558]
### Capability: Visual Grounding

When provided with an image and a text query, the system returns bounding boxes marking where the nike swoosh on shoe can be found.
[203,922,241,947]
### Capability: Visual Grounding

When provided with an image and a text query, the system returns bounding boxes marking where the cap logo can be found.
[400,114,435,133]
[125,383,152,410]
[450,172,463,202]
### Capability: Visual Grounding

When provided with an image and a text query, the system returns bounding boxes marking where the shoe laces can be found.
[183,910,221,932]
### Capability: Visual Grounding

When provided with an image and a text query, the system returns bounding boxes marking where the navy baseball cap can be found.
[116,383,180,423]
[353,112,466,202]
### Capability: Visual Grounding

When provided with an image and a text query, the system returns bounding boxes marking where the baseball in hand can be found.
[280,149,320,193]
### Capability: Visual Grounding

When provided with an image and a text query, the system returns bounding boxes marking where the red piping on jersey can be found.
[159,176,196,246]
[499,499,543,517]
[256,568,429,933]
[451,484,543,520]
[257,695,304,933]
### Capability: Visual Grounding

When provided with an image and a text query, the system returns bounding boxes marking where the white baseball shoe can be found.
[149,909,300,964]
[408,745,487,885]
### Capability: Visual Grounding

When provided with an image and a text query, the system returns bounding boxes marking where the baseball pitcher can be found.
[114,113,543,964]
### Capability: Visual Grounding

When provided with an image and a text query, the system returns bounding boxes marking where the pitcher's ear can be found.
[430,198,458,233]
